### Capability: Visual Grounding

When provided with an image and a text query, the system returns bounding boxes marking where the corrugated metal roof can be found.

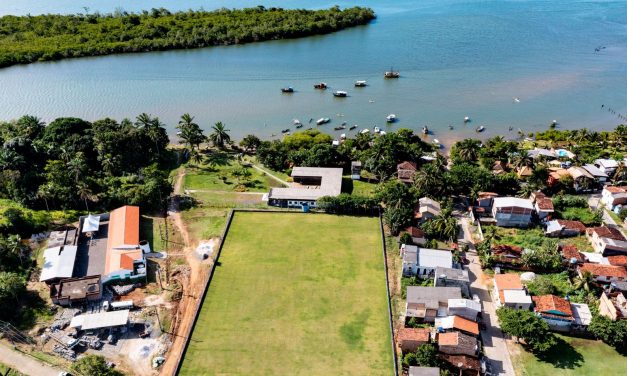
[492,197,534,210]
[40,245,77,282]
[268,167,343,200]
[69,309,129,330]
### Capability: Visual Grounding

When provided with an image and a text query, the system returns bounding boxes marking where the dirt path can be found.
[251,164,289,186]
[0,343,63,376]
[160,168,209,376]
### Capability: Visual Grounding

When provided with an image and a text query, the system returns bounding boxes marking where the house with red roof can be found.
[578,263,627,284]
[396,327,431,353]
[587,226,627,256]
[532,295,574,331]
[397,161,417,184]
[103,206,148,283]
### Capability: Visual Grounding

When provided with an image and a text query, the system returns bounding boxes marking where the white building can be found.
[595,159,620,176]
[601,186,627,209]
[491,197,534,227]
[400,245,453,277]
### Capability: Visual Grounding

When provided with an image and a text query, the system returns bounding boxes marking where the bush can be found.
[317,194,379,215]
[399,232,413,245]
[552,195,588,210]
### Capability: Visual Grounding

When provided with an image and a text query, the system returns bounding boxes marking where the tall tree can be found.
[209,122,231,149]
[177,113,205,151]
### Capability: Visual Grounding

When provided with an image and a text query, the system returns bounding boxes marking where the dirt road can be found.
[0,343,63,376]
[159,168,209,376]
[459,217,515,375]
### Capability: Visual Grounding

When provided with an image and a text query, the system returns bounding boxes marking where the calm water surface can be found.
[1,0,627,145]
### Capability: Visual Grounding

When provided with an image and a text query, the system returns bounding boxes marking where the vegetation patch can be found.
[179,212,393,375]
[0,6,375,68]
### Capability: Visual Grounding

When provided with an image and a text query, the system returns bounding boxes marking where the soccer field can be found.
[178,212,394,375]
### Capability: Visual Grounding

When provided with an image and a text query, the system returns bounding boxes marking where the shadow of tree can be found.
[531,336,584,369]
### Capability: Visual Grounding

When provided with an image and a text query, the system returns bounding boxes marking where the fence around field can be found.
[173,209,398,375]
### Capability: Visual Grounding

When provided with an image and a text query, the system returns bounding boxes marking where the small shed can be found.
[40,245,78,283]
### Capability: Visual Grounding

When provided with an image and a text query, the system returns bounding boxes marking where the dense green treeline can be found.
[0,6,375,68]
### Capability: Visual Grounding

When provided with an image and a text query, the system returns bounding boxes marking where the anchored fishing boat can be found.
[476,125,485,132]
[349,124,358,130]
[354,80,367,87]
[316,117,330,125]
[281,87,294,93]
[386,114,397,123]
[384,67,400,78]
[333,90,348,97]
[314,82,328,89]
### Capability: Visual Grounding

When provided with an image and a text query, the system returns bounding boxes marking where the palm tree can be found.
[189,148,203,166]
[77,182,97,212]
[453,139,481,162]
[135,113,166,156]
[208,122,231,149]
[573,270,595,292]
[177,113,205,151]
[614,161,627,183]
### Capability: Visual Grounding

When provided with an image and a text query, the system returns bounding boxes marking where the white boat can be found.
[360,129,370,134]
[551,119,558,125]
[432,139,441,148]
[374,127,381,133]
[293,119,301,125]
[386,114,397,123]
[380,130,387,136]
[333,90,348,97]
[476,125,485,133]
[354,80,367,87]
[340,133,346,139]
[332,140,340,147]
[316,117,330,125]
[464,116,470,123]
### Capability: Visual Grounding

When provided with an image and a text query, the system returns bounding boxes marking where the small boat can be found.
[314,82,328,89]
[176,131,182,136]
[433,139,441,148]
[380,130,387,135]
[334,125,346,131]
[508,126,513,131]
[293,119,301,125]
[349,125,358,130]
[384,67,400,78]
[316,117,331,125]
[340,133,346,139]
[374,127,381,133]
[464,116,470,123]
[360,129,370,134]
[551,119,558,125]
[448,125,454,130]
[476,125,485,133]
[281,128,290,134]
[355,80,367,87]
[309,118,313,123]
[386,114,397,123]
[513,97,520,103]
[341,121,347,126]
[296,124,303,129]
[369,99,375,103]
[422,126,429,135]
[281,87,294,93]
[333,90,348,97]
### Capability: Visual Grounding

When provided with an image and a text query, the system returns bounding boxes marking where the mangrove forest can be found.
[0,6,376,68]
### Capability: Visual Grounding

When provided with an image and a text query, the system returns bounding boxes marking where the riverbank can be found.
[0,6,375,68]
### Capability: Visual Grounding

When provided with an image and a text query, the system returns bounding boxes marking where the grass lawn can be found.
[179,212,394,375]
[493,227,593,252]
[512,334,627,376]
[556,207,601,227]
[184,157,283,193]
[342,177,379,197]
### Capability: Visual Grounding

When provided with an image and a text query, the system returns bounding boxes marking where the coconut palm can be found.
[77,182,97,212]
[452,139,481,162]
[209,122,231,149]
[177,113,205,151]
[614,161,627,183]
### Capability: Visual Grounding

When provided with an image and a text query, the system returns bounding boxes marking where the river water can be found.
[1,0,627,145]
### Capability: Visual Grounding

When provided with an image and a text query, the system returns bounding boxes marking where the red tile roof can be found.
[397,161,417,171]
[439,354,481,372]
[580,263,627,278]
[605,186,627,193]
[560,245,585,263]
[495,274,524,303]
[555,220,586,233]
[452,316,480,336]
[492,244,523,256]
[536,198,554,211]
[587,226,626,241]
[608,255,627,267]
[532,295,573,318]
[402,226,425,238]
[438,332,460,346]
[397,327,430,343]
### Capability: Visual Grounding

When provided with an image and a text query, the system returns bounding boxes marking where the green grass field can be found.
[179,212,394,375]
[512,334,627,376]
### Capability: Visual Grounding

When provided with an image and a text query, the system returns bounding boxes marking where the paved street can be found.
[0,343,63,376]
[459,217,516,376]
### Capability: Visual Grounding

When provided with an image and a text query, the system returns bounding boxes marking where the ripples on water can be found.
[1,0,627,144]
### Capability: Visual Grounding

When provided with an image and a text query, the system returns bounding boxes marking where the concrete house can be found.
[401,226,427,245]
[446,299,481,322]
[559,244,585,265]
[595,159,620,176]
[435,315,480,336]
[415,197,441,222]
[532,192,554,221]
[571,303,592,331]
[50,276,101,307]
[350,161,362,180]
[400,245,453,278]
[405,286,462,323]
[582,164,609,184]
[601,186,627,209]
[567,166,595,191]
[396,327,431,353]
[545,219,586,238]
[491,244,524,268]
[102,206,148,283]
[532,295,574,331]
[437,331,478,357]
[578,263,627,284]
[268,167,343,208]
[587,226,627,256]
[491,197,534,227]
[493,274,531,309]
[599,292,627,321]
[434,267,471,297]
